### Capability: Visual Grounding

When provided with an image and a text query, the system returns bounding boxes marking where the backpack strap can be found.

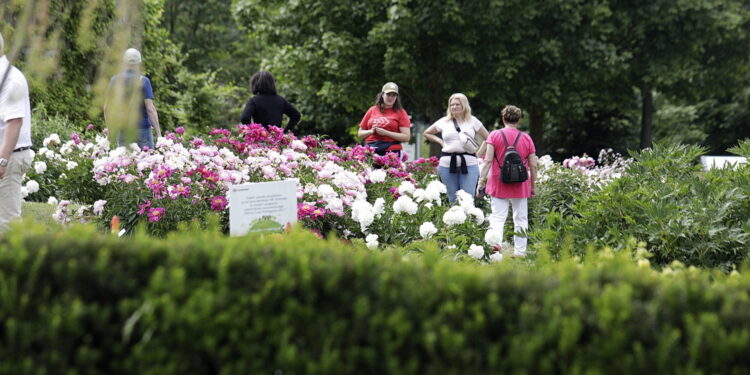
[0,64,13,97]
[512,131,522,148]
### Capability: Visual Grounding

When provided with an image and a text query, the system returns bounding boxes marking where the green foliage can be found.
[4,223,750,373]
[162,0,253,84]
[29,108,87,150]
[530,163,592,220]
[533,142,750,269]
[25,124,106,204]
[21,201,62,227]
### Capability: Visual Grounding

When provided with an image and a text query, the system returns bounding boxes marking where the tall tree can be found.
[606,0,750,149]
[234,0,621,153]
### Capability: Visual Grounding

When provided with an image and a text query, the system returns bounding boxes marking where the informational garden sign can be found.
[700,156,747,170]
[228,179,298,236]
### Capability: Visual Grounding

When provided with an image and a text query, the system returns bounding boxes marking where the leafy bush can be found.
[3,223,750,373]
[533,142,750,269]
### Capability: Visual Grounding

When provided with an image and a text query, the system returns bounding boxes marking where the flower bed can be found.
[22,124,630,261]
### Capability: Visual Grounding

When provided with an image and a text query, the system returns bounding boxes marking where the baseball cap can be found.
[381,82,398,94]
[123,48,142,65]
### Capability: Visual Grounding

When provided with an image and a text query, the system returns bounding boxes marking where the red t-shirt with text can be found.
[359,106,411,151]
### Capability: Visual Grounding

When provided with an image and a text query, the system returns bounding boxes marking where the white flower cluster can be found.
[365,234,379,249]
[419,221,437,239]
[393,195,418,215]
[468,244,484,259]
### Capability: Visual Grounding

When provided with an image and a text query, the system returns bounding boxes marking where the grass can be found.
[22,201,63,227]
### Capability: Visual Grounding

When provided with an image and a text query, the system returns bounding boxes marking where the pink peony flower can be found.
[147,207,165,222]
[175,126,185,134]
[138,200,152,215]
[209,195,229,211]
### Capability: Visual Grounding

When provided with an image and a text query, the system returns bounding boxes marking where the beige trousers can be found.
[0,149,33,232]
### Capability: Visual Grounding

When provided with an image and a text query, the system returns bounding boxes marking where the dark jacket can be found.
[240,94,301,132]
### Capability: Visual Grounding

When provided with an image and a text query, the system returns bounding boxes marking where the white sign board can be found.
[700,156,747,170]
[228,179,298,236]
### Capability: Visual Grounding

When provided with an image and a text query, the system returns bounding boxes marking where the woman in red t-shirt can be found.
[358,82,412,157]
[477,105,538,258]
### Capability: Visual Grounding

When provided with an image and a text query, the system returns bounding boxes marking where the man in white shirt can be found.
[0,32,33,231]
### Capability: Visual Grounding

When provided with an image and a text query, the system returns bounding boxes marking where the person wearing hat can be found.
[0,31,34,232]
[104,48,161,149]
[358,82,411,157]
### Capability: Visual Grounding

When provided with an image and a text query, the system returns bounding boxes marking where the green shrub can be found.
[30,108,85,151]
[533,142,750,269]
[3,222,750,374]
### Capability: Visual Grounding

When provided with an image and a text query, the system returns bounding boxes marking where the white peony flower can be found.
[456,190,474,208]
[325,197,344,216]
[412,188,427,202]
[317,184,337,200]
[25,180,40,194]
[468,207,485,225]
[442,206,467,226]
[424,180,446,204]
[397,180,416,195]
[351,199,375,231]
[20,187,28,198]
[47,196,58,206]
[372,198,386,217]
[489,252,503,263]
[426,180,447,194]
[42,133,61,147]
[66,161,78,170]
[468,244,485,259]
[393,195,418,215]
[419,221,437,239]
[59,141,74,155]
[290,140,308,151]
[33,161,47,174]
[93,200,107,215]
[76,206,90,216]
[367,169,387,183]
[484,228,503,246]
[365,234,379,249]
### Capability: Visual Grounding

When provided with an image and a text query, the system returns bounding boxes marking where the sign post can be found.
[228,179,298,236]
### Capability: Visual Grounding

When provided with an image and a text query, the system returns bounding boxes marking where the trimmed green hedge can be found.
[2,222,750,374]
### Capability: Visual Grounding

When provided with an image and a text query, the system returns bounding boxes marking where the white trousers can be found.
[488,197,528,256]
[0,149,33,232]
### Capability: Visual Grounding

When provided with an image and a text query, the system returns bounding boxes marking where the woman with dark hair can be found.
[357,82,411,156]
[240,71,301,133]
[477,105,538,258]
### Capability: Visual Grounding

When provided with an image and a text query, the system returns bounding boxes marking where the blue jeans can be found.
[118,127,154,149]
[438,164,479,202]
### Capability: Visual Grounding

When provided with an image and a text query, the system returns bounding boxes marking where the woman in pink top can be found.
[477,105,538,257]
[357,82,412,157]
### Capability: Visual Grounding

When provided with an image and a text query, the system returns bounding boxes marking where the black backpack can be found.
[495,130,528,183]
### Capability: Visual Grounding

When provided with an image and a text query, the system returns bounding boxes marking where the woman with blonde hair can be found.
[423,93,490,202]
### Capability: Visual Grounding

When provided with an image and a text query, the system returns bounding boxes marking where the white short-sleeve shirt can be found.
[432,115,483,168]
[0,55,32,149]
